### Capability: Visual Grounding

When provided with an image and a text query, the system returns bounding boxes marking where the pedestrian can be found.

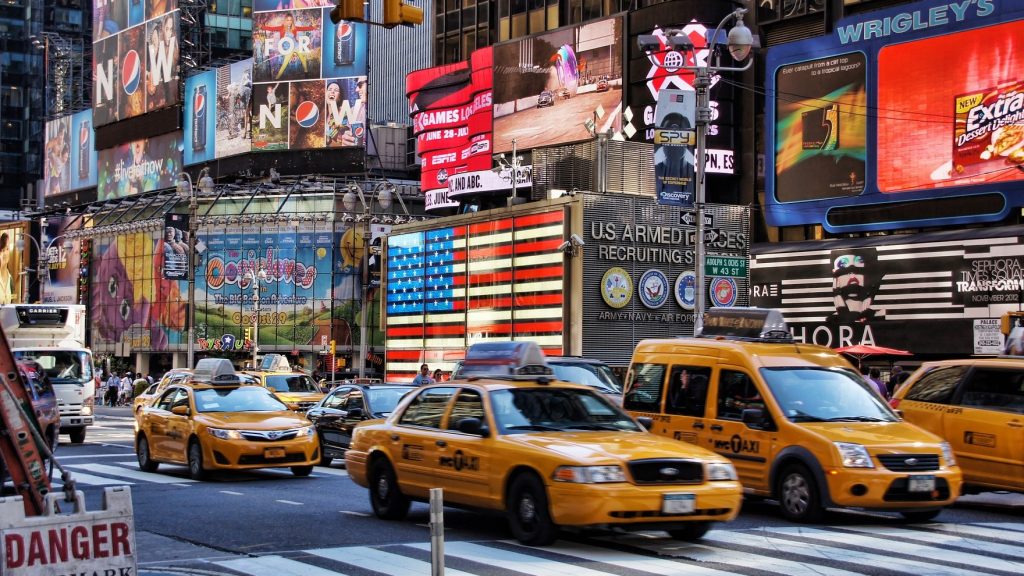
[120,372,134,406]
[133,372,151,399]
[432,368,444,382]
[105,371,121,407]
[887,365,909,397]
[412,364,434,386]
[866,367,888,399]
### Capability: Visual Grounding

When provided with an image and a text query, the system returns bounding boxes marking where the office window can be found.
[511,12,526,38]
[445,34,459,64]
[461,30,475,60]
[529,8,543,34]
[547,4,558,29]
[499,17,509,41]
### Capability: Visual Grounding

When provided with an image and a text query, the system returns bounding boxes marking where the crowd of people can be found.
[98,370,155,407]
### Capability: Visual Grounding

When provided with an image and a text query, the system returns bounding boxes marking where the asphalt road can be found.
[9,407,1024,576]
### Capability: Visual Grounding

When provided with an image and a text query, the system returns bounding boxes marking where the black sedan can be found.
[305,384,415,466]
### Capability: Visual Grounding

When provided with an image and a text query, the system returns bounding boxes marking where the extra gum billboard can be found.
[765,0,1024,233]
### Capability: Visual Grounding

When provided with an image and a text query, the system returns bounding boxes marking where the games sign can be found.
[765,0,1024,232]
[92,1,181,127]
[43,110,98,196]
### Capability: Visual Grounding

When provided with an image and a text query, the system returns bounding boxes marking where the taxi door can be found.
[944,367,1024,490]
[164,388,194,462]
[391,387,459,498]
[660,363,714,447]
[145,387,184,461]
[707,368,774,491]
[433,387,492,507]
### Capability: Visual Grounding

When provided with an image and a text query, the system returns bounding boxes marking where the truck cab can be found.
[1,305,95,443]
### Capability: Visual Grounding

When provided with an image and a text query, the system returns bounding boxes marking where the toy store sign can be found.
[196,334,253,352]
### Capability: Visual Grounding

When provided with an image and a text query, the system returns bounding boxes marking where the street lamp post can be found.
[640,8,754,334]
[176,168,214,369]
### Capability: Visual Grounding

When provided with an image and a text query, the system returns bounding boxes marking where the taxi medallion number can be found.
[908,475,935,492]
[661,493,696,514]
[264,447,286,459]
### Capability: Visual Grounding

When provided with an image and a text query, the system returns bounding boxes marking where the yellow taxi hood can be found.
[799,421,945,448]
[194,411,310,430]
[508,431,722,463]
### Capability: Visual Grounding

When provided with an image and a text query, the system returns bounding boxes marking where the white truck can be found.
[0,305,96,443]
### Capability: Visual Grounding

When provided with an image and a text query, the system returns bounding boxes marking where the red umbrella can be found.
[834,344,912,362]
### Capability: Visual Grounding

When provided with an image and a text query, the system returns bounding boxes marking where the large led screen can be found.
[184,70,216,165]
[406,47,493,207]
[97,130,183,199]
[44,110,99,196]
[765,0,1024,232]
[250,9,367,151]
[493,16,623,154]
[93,1,180,127]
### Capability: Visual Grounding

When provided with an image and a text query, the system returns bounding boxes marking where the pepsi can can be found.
[193,85,207,151]
[335,22,355,67]
[78,120,90,180]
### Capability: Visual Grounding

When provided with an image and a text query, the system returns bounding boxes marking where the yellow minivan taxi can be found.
[623,308,962,523]
[242,354,324,412]
[891,358,1024,494]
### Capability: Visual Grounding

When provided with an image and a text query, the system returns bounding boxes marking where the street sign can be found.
[704,256,748,277]
[704,228,721,243]
[680,211,714,227]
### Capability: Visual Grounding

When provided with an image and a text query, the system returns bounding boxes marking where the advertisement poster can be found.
[288,80,326,148]
[92,3,180,127]
[251,80,289,150]
[162,213,190,279]
[493,16,623,154]
[90,230,187,351]
[653,88,697,207]
[97,130,183,199]
[774,52,866,202]
[0,223,26,305]
[40,217,83,305]
[215,59,253,158]
[750,224,1024,357]
[253,9,322,83]
[765,0,1024,232]
[407,47,493,206]
[184,69,216,165]
[43,116,72,197]
[320,16,367,79]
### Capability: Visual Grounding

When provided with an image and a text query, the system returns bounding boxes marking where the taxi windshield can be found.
[489,388,641,434]
[761,367,898,423]
[194,386,288,413]
[264,374,319,393]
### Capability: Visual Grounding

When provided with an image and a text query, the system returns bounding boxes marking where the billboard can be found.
[0,223,28,305]
[750,224,1024,357]
[626,3,738,175]
[216,59,254,159]
[44,110,100,197]
[406,47,494,208]
[249,9,368,151]
[184,70,216,165]
[493,16,623,154]
[92,2,180,127]
[40,217,85,305]
[765,0,1024,232]
[97,130,183,199]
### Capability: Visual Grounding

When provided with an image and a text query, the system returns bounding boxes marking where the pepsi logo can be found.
[194,91,206,113]
[339,23,354,39]
[122,50,141,95]
[295,101,320,128]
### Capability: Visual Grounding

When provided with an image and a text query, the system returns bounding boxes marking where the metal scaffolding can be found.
[179,0,211,76]
[33,32,88,118]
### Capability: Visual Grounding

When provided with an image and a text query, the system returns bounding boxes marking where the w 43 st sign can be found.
[704,256,747,278]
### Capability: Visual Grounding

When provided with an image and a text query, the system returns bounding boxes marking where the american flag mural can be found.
[385,210,567,381]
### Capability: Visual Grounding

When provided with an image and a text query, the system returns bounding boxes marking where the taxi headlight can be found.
[940,442,957,467]
[834,442,874,468]
[707,462,738,481]
[297,425,315,437]
[207,428,243,440]
[553,465,627,483]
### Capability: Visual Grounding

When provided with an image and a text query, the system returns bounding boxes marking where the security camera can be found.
[637,35,662,52]
[558,240,571,253]
[570,233,585,247]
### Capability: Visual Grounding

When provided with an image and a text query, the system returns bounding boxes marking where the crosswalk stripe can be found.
[711,529,990,575]
[978,522,1024,534]
[617,535,862,576]
[216,555,346,576]
[69,463,198,484]
[927,523,1024,542]
[408,541,622,576]
[52,471,135,487]
[516,540,741,576]
[767,527,1011,574]
[308,545,478,576]
[842,525,1024,564]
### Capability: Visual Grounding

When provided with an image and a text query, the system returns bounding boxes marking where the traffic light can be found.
[244,327,252,342]
[330,0,365,25]
[330,339,336,357]
[382,0,423,28]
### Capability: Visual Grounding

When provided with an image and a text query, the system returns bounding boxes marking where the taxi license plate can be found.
[264,447,286,459]
[908,475,935,492]
[662,493,696,515]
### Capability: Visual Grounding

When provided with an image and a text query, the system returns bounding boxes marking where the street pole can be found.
[252,269,260,370]
[694,64,710,335]
[187,192,197,368]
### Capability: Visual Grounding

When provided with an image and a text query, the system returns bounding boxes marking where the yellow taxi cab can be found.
[623,307,962,523]
[241,354,325,412]
[890,357,1024,494]
[133,369,192,414]
[345,341,743,546]
[134,358,319,480]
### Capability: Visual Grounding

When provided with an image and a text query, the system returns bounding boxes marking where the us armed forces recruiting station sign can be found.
[582,193,749,366]
[750,224,1024,356]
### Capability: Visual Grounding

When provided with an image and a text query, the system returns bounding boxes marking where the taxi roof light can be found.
[459,341,555,381]
[192,358,243,386]
[695,307,793,342]
[259,353,292,372]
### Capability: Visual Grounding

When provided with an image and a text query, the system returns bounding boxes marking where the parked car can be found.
[306,383,415,466]
[537,90,554,108]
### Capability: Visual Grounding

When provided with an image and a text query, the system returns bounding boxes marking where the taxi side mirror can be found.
[455,417,489,437]
[171,405,190,416]
[636,416,654,430]
[741,408,767,429]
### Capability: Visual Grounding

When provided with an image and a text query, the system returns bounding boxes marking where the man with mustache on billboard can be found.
[828,247,885,324]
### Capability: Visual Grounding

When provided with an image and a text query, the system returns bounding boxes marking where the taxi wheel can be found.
[137,435,159,472]
[291,465,314,477]
[188,440,208,481]
[901,509,941,522]
[667,522,711,541]
[778,464,823,523]
[507,474,558,546]
[369,459,410,520]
